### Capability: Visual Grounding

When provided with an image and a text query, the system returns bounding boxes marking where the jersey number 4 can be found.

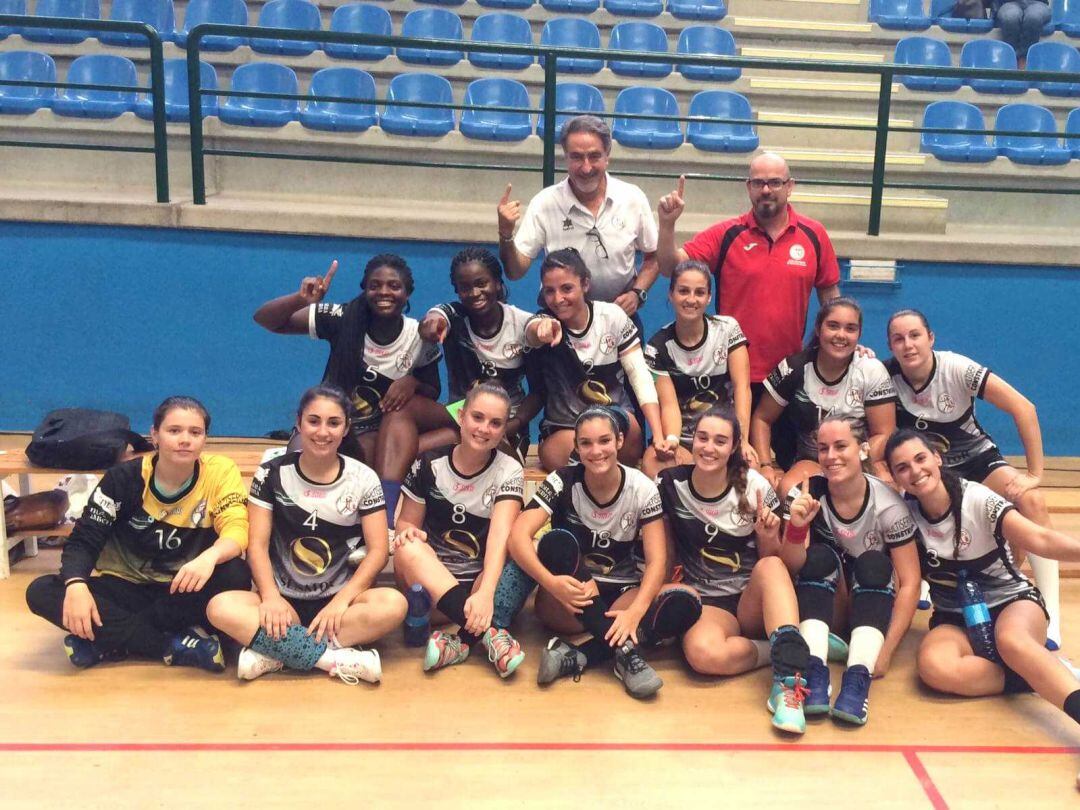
[304,511,319,530]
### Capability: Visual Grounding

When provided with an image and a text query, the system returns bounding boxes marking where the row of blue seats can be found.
[921,99,1080,163]
[872,0,1080,35]
[0,51,760,149]
[395,0,727,17]
[2,1,740,80]
[896,37,1080,95]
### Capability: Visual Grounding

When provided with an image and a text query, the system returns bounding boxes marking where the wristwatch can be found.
[631,287,648,305]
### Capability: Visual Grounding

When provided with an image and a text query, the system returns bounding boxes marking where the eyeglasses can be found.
[747,177,791,191]
[585,226,609,260]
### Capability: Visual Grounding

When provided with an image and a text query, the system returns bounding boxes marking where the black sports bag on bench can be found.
[26,408,153,470]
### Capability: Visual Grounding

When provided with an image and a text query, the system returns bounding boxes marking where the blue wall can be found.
[2,221,1077,456]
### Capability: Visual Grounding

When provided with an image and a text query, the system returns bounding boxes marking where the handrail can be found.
[0,14,169,203]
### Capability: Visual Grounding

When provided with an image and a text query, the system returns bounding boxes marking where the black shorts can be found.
[948,447,1010,484]
[597,580,639,604]
[290,595,335,627]
[699,593,742,615]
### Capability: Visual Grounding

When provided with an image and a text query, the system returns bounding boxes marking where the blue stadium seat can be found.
[540,0,599,12]
[478,0,533,8]
[250,0,321,56]
[0,50,54,113]
[994,103,1071,163]
[677,26,739,81]
[176,0,247,51]
[1066,107,1080,156]
[608,22,672,78]
[300,67,377,132]
[23,0,101,44]
[460,77,532,141]
[53,54,137,117]
[99,0,174,46]
[415,0,465,6]
[536,81,603,138]
[869,0,931,29]
[686,89,758,152]
[0,0,27,39]
[135,57,216,121]
[325,4,392,60]
[540,18,603,73]
[919,100,997,162]
[612,86,682,148]
[218,62,299,126]
[1027,41,1080,96]
[604,0,663,17]
[667,0,726,21]
[397,8,463,66]
[469,13,533,70]
[959,40,1029,94]
[1055,0,1080,36]
[380,72,455,136]
[929,0,992,32]
[894,36,963,91]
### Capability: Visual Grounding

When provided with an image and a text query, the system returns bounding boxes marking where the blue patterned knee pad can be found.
[250,624,328,671]
[492,560,537,629]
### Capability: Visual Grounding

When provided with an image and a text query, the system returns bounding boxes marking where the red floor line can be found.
[0,742,1078,754]
[904,750,950,810]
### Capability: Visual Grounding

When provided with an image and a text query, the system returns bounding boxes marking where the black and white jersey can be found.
[249,452,385,600]
[309,304,442,432]
[529,464,663,586]
[645,315,748,441]
[786,474,917,576]
[658,466,780,598]
[428,302,534,408]
[904,479,1032,613]
[531,301,641,430]
[402,446,524,579]
[886,351,997,468]
[764,348,897,461]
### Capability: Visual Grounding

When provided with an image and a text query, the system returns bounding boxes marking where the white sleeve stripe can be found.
[307,304,318,339]
[762,378,788,407]
[248,496,273,510]
[401,486,425,505]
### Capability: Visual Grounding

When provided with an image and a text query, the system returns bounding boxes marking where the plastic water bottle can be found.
[957,571,1001,663]
[403,583,432,647]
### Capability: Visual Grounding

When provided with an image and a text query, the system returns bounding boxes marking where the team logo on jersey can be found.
[863,529,880,551]
[350,386,382,420]
[329,304,344,318]
[482,485,497,509]
[189,499,208,527]
[503,342,523,360]
[958,528,972,553]
[442,529,481,559]
[845,387,863,408]
[92,489,118,518]
[937,393,956,415]
[578,379,613,405]
[713,346,728,365]
[336,488,359,515]
[395,353,414,372]
[789,244,805,261]
[701,547,741,572]
[619,512,636,532]
[253,466,269,484]
[732,507,753,528]
[599,333,617,354]
[584,552,615,576]
[291,536,332,577]
[688,389,720,413]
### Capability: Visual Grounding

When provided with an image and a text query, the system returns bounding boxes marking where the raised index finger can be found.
[499,183,512,205]
[676,174,685,198]
[323,259,338,287]
[800,477,810,497]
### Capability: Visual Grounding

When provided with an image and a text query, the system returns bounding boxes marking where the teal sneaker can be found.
[827,632,849,663]
[482,627,525,678]
[423,630,470,672]
[767,675,808,734]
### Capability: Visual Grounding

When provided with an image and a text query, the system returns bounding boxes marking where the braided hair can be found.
[885,428,965,559]
[450,247,507,304]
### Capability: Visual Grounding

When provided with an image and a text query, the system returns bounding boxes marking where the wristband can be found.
[785,523,808,545]
[761,461,778,469]
[499,232,515,243]
[665,434,679,445]
[64,577,88,588]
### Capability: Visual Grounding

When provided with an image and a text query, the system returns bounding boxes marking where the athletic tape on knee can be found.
[538,529,587,579]
[851,550,895,635]
[796,545,840,623]
[492,560,536,629]
[769,624,811,679]
[639,588,702,647]
[250,625,327,671]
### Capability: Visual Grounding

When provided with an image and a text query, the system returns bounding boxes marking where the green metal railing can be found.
[0,14,170,202]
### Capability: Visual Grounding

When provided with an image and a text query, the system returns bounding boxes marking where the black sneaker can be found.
[163,628,225,673]
[536,637,585,685]
[613,642,663,699]
[63,635,128,669]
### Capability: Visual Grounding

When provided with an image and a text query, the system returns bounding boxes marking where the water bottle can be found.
[403,583,432,647]
[957,571,1001,663]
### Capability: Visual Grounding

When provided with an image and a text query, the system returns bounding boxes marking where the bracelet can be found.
[499,232,515,243]
[665,434,679,445]
[785,523,809,545]
[64,577,88,588]
[760,461,778,469]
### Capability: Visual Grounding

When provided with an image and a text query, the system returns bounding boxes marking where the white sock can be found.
[752,639,771,669]
[799,619,830,663]
[314,649,335,672]
[1028,554,1061,644]
[846,625,885,672]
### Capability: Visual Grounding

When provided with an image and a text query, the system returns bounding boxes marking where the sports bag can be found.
[26,408,152,470]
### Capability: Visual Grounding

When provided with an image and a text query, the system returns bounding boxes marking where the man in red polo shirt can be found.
[656,152,841,465]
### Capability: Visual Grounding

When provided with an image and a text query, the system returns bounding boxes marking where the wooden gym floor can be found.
[3,437,1080,807]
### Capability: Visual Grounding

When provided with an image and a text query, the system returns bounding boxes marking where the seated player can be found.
[751,296,897,497]
[392,382,527,678]
[253,253,451,527]
[25,396,250,672]
[206,386,406,684]
[652,404,813,734]
[523,248,664,471]
[781,416,921,725]
[642,260,754,477]
[508,407,667,699]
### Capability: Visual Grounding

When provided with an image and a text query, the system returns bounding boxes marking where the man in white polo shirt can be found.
[497,115,659,316]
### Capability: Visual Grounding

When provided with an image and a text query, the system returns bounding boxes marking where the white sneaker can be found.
[237,647,284,681]
[328,647,381,685]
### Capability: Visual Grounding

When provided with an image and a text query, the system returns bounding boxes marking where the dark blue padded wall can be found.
[2,219,1078,454]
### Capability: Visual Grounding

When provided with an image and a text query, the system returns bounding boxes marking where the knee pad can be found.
[492,560,537,629]
[798,544,841,584]
[769,624,811,679]
[250,624,327,671]
[537,529,583,577]
[852,550,894,593]
[640,588,702,647]
[851,550,895,635]
[796,545,839,623]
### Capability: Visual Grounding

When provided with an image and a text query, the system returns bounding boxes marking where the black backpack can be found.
[26,409,152,470]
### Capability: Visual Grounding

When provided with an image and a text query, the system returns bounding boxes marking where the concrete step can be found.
[755,109,918,150]
[728,0,868,24]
